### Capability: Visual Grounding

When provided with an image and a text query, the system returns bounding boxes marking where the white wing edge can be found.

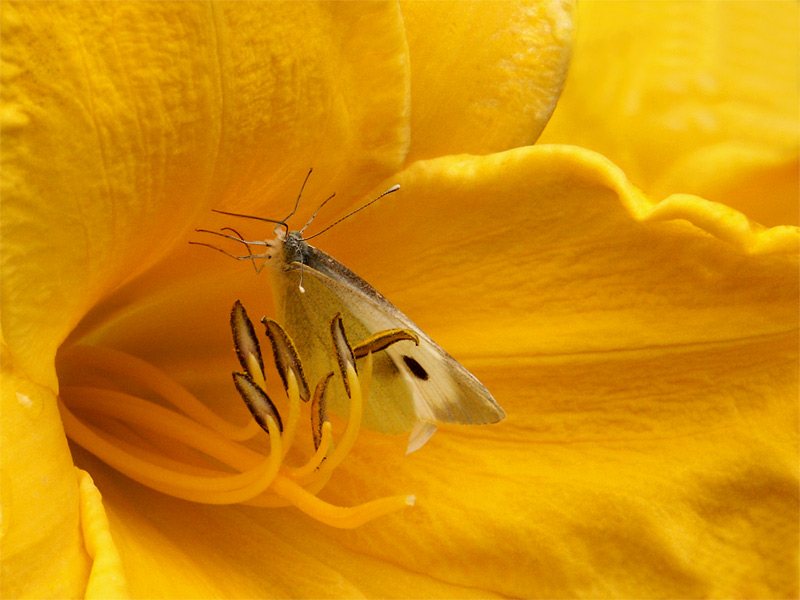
[407,420,439,454]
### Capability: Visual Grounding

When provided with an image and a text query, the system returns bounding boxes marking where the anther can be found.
[330,313,356,396]
[311,373,333,450]
[261,317,311,401]
[230,300,265,382]
[353,328,419,359]
[232,372,283,433]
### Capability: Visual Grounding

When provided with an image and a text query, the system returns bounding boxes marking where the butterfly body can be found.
[265,226,505,449]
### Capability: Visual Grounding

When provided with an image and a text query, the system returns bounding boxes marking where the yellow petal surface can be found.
[401,0,575,163]
[77,469,128,599]
[539,0,800,227]
[54,0,577,395]
[63,147,797,597]
[310,148,798,597]
[2,342,83,597]
[5,1,797,597]
[2,3,410,597]
[1,1,410,391]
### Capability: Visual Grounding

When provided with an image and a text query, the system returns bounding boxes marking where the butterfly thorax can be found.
[283,230,309,265]
[267,227,309,271]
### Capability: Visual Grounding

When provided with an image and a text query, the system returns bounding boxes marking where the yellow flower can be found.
[539,1,799,229]
[1,2,797,600]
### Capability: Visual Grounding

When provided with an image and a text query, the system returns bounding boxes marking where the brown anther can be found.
[311,373,333,450]
[353,328,419,359]
[230,300,265,380]
[330,314,356,397]
[261,317,311,401]
[232,372,283,433]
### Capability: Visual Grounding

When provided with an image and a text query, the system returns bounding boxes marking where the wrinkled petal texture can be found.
[401,0,575,162]
[46,0,577,427]
[1,2,579,598]
[539,0,800,227]
[78,148,797,598]
[1,1,411,391]
[4,1,797,598]
[1,2,414,597]
[312,149,799,598]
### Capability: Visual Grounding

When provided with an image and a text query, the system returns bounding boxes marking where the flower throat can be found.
[57,301,415,528]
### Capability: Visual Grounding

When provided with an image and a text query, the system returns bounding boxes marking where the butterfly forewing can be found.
[273,265,417,434]
[269,240,505,434]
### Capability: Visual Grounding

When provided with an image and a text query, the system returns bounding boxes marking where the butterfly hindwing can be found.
[270,243,505,435]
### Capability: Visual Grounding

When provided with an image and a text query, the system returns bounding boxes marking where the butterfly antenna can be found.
[303,184,400,241]
[193,228,269,246]
[282,167,314,224]
[299,192,336,235]
[205,168,315,235]
[209,209,289,234]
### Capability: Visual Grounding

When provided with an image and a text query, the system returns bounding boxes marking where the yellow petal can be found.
[78,469,129,599]
[1,1,410,390]
[69,446,496,599]
[312,148,797,597]
[1,341,87,597]
[59,147,797,597]
[401,0,575,162]
[323,148,796,365]
[539,0,799,226]
[13,1,795,596]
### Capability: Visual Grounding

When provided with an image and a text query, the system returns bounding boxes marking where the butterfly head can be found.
[272,224,287,242]
[281,230,309,265]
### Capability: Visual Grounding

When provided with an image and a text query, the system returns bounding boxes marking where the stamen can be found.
[291,421,332,479]
[300,362,365,487]
[233,372,283,432]
[279,369,302,459]
[57,303,414,527]
[330,314,356,396]
[83,416,229,477]
[60,386,261,469]
[231,300,265,381]
[246,354,268,390]
[270,476,415,529]
[310,372,333,450]
[353,329,419,359]
[58,345,261,441]
[57,398,278,495]
[261,317,311,401]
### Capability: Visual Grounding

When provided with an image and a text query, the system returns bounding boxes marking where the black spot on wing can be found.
[402,355,429,381]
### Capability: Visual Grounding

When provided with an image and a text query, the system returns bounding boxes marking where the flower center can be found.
[56,303,415,528]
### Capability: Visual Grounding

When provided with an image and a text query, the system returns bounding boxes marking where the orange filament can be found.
[59,345,261,441]
[280,369,302,459]
[58,344,413,528]
[290,421,332,479]
[296,357,369,488]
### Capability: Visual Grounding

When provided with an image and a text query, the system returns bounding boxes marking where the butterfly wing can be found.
[269,242,505,437]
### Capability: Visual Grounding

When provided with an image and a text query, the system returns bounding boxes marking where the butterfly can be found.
[193,171,505,452]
